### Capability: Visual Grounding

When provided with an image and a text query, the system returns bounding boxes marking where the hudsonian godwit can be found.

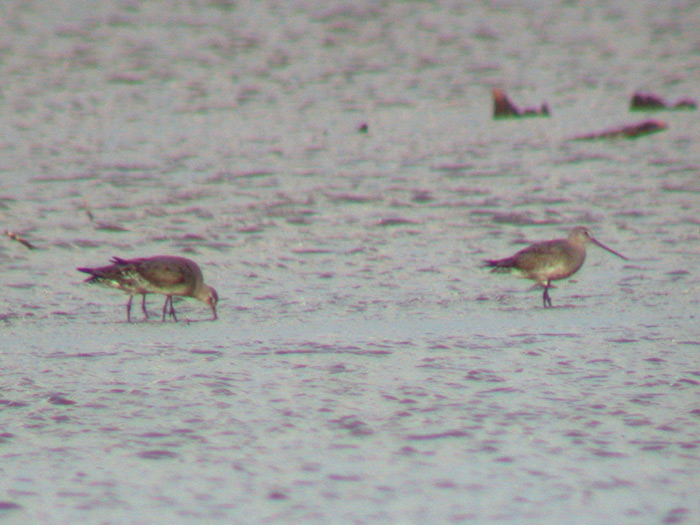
[78,255,218,321]
[484,226,628,307]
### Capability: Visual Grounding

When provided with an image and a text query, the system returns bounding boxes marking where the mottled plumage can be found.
[484,227,627,307]
[78,255,218,321]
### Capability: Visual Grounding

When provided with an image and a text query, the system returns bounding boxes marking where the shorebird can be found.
[484,226,628,307]
[78,256,218,321]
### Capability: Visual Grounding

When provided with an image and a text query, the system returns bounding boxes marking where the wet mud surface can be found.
[1,1,699,523]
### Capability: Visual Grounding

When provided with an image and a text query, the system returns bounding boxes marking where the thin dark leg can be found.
[141,294,149,319]
[542,283,553,308]
[161,296,178,322]
[126,295,133,322]
[169,297,178,322]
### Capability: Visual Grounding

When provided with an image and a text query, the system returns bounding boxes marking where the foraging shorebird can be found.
[78,256,218,321]
[484,226,628,307]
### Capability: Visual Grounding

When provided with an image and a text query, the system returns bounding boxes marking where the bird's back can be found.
[112,256,203,295]
[486,238,586,283]
[78,255,203,296]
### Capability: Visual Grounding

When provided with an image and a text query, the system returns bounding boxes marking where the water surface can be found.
[1,1,699,523]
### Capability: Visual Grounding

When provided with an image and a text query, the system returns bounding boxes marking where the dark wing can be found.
[504,240,566,272]
[130,259,190,289]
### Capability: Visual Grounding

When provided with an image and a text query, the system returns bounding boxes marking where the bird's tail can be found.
[77,266,118,284]
[483,257,517,273]
[76,267,101,283]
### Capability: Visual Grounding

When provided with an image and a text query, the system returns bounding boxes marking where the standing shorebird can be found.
[484,226,628,307]
[78,256,218,321]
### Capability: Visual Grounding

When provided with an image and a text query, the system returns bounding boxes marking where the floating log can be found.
[570,119,668,140]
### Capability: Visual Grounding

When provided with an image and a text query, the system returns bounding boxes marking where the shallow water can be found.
[1,0,699,523]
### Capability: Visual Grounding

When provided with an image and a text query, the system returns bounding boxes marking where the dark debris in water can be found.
[329,416,374,436]
[492,88,550,118]
[3,230,36,249]
[73,239,103,248]
[662,508,691,524]
[674,378,700,386]
[206,170,275,183]
[5,283,36,289]
[405,430,471,440]
[291,248,333,254]
[327,193,380,204]
[48,394,77,406]
[94,222,129,232]
[137,450,178,460]
[0,399,29,408]
[590,449,627,458]
[376,217,418,227]
[236,224,268,234]
[411,190,433,202]
[274,343,391,356]
[570,119,667,140]
[326,474,363,482]
[630,91,696,111]
[190,349,224,357]
[464,369,506,382]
